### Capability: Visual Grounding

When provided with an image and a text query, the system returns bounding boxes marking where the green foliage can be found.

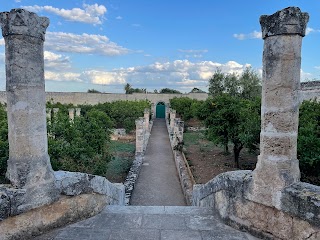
[48,109,113,175]
[298,100,320,178]
[87,89,101,93]
[198,94,261,167]
[169,97,203,121]
[124,83,146,94]
[159,88,182,94]
[106,156,132,177]
[208,67,261,100]
[190,88,206,93]
[108,100,150,131]
[109,140,135,153]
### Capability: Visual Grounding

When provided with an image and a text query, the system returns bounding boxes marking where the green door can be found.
[156,102,165,118]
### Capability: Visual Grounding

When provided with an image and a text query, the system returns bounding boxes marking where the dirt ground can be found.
[184,119,258,184]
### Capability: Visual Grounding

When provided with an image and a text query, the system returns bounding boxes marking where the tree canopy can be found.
[197,94,261,167]
[208,67,261,100]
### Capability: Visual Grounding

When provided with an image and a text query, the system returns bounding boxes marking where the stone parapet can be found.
[192,171,320,239]
[54,171,125,206]
[0,194,107,240]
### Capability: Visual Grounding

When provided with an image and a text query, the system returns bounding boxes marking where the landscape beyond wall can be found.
[0,91,208,105]
[0,87,318,105]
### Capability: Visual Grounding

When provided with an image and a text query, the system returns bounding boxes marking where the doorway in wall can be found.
[156,102,165,118]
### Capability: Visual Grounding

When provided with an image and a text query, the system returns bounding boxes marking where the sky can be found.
[0,0,319,93]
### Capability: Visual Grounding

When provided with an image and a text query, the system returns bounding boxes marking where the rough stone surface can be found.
[68,108,75,120]
[54,171,125,206]
[260,7,309,39]
[192,170,320,240]
[0,8,59,211]
[34,205,258,240]
[251,6,309,208]
[0,194,107,240]
[135,117,145,154]
[281,182,320,226]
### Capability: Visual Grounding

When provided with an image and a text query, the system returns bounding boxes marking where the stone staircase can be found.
[36,205,258,240]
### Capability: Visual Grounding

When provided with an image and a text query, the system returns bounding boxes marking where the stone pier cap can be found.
[260,7,309,39]
[0,8,49,40]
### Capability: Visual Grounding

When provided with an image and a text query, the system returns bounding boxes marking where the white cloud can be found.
[178,49,208,59]
[300,69,313,81]
[178,49,208,53]
[233,30,262,40]
[116,16,123,20]
[81,59,252,92]
[15,0,21,2]
[45,32,130,56]
[82,70,127,85]
[306,27,320,35]
[44,51,71,70]
[22,4,107,25]
[0,39,4,46]
[45,71,82,82]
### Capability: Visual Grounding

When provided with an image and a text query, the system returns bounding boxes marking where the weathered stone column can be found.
[250,7,309,208]
[75,108,81,117]
[169,109,176,133]
[151,103,155,119]
[144,108,150,131]
[0,9,59,208]
[135,117,145,154]
[68,108,75,121]
[165,105,170,120]
[177,119,184,143]
[172,118,184,148]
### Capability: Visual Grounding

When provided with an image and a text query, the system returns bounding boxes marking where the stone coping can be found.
[0,171,125,222]
[166,118,195,205]
[124,120,153,205]
[192,170,320,229]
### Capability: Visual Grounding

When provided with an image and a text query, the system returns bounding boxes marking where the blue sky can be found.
[0,0,319,93]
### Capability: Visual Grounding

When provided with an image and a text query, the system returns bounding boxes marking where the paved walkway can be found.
[130,118,186,206]
[34,118,260,240]
[36,205,258,240]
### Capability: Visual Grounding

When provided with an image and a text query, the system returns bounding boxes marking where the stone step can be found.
[36,205,259,240]
[102,205,217,215]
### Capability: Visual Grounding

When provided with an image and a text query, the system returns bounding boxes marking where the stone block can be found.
[54,171,125,205]
[281,182,320,227]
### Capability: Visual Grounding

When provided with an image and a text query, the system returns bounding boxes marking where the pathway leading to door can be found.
[130,118,186,206]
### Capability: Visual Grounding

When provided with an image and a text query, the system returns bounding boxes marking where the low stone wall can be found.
[0,194,107,240]
[0,170,125,239]
[192,171,320,240]
[124,117,153,205]
[166,112,195,205]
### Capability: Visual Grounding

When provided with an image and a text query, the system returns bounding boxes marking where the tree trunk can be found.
[233,143,243,168]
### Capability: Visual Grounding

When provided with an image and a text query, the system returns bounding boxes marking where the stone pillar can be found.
[170,109,176,133]
[75,108,81,117]
[144,108,150,131]
[177,119,184,143]
[250,7,309,208]
[0,9,59,208]
[68,108,75,121]
[151,103,155,119]
[135,117,145,154]
[165,105,170,120]
[46,108,51,125]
